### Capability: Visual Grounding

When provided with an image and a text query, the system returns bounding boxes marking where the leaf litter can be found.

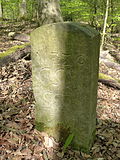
[0,58,119,160]
[0,22,120,160]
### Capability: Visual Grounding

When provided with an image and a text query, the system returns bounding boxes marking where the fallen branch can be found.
[98,79,120,90]
[109,51,120,64]
[8,32,30,42]
[100,51,120,71]
[99,73,120,90]
[102,60,120,71]
[0,43,31,67]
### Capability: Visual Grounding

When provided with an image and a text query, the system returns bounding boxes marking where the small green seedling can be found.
[63,133,74,153]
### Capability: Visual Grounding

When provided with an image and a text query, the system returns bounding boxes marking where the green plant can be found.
[63,133,74,153]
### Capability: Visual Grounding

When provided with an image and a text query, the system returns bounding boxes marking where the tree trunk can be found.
[19,0,27,19]
[90,0,98,28]
[37,0,63,26]
[32,0,38,20]
[100,0,109,50]
[0,0,3,19]
[110,0,114,33]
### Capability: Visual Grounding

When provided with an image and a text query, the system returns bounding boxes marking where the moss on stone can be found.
[99,73,114,80]
[35,121,71,142]
[113,37,120,41]
[0,43,30,59]
[99,73,120,83]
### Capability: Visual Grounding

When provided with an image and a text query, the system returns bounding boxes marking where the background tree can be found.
[100,0,109,50]
[1,0,119,39]
[19,0,27,19]
[0,0,3,19]
[37,0,63,26]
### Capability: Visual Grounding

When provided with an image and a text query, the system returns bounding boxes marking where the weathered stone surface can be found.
[31,22,100,152]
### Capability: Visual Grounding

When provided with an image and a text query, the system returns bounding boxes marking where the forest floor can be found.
[0,21,120,160]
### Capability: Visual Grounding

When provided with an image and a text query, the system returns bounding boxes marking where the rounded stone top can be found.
[31,22,100,39]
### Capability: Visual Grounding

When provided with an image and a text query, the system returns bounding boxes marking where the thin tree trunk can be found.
[90,0,97,28]
[19,0,27,19]
[110,0,114,33]
[31,0,38,20]
[38,0,63,26]
[0,0,3,19]
[100,0,109,50]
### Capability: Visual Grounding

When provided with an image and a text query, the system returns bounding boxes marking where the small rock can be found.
[8,32,15,37]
